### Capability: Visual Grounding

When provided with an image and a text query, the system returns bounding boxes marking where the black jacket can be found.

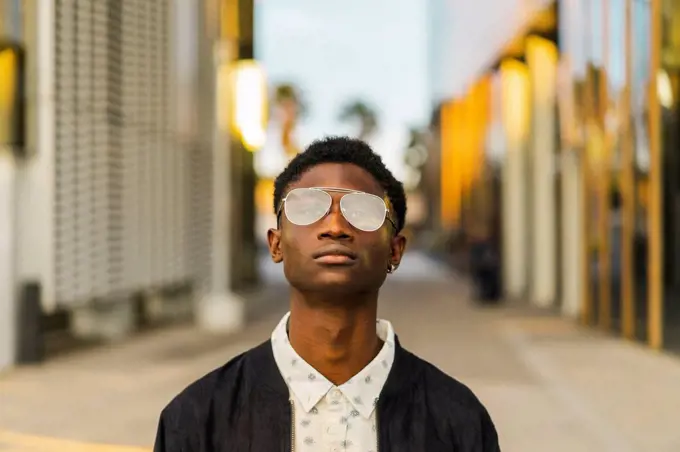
[154,338,500,451]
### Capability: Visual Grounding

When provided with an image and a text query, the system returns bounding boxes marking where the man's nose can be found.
[318,203,352,240]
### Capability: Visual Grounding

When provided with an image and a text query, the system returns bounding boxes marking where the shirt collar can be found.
[271,312,396,419]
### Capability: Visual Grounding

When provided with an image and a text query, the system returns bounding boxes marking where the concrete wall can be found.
[558,0,588,318]
[0,0,24,373]
[0,151,16,372]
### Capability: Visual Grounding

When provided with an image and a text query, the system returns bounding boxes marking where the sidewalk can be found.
[1,252,680,452]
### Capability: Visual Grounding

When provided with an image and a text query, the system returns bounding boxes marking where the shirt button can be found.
[330,388,342,399]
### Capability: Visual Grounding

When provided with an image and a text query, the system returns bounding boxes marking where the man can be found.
[154,137,500,451]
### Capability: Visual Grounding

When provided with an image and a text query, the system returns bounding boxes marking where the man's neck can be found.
[288,291,382,386]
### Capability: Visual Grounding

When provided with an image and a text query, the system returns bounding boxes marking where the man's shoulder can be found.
[405,350,499,449]
[159,341,267,426]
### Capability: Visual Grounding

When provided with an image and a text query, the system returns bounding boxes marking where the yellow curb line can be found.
[0,430,150,452]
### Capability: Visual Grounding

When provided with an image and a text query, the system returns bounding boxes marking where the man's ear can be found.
[267,228,284,263]
[390,233,407,268]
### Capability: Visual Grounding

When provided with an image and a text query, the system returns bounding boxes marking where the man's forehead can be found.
[290,163,384,196]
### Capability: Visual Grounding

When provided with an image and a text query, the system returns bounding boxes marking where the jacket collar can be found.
[245,335,421,402]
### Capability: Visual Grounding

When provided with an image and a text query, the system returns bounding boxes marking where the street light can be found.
[499,58,530,298]
[500,59,530,147]
[225,59,268,152]
[0,43,24,148]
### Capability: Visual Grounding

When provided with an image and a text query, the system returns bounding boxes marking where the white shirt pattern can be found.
[271,312,396,452]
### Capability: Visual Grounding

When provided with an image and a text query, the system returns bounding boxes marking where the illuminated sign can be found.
[0,41,24,147]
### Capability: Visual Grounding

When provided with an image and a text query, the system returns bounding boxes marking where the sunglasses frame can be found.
[277,187,397,232]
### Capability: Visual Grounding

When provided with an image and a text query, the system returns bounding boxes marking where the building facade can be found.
[0,0,257,373]
[0,0,24,373]
[438,0,680,352]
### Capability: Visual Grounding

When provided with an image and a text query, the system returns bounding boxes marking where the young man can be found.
[154,137,500,451]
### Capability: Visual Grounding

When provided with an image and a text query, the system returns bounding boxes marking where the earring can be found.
[387,263,396,274]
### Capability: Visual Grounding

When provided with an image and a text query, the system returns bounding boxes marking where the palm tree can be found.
[338,100,378,142]
[273,83,306,158]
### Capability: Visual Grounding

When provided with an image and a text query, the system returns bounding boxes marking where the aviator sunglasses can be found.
[277,187,397,232]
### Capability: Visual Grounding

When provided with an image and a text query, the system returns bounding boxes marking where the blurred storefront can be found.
[0,0,260,373]
[558,0,680,351]
[437,0,680,351]
[436,2,557,298]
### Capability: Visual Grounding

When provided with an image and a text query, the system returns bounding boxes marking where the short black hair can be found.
[273,136,407,232]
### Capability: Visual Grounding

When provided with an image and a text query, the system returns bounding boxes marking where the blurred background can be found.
[2,0,680,450]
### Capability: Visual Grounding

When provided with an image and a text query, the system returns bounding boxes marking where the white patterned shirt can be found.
[271,312,396,452]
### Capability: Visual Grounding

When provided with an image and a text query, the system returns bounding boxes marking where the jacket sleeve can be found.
[153,410,171,452]
[153,407,196,452]
[480,406,501,452]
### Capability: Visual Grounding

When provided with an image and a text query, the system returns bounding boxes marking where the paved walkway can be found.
[2,252,680,451]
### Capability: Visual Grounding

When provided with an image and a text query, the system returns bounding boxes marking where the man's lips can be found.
[312,245,358,265]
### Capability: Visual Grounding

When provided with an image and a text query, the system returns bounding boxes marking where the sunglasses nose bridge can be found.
[312,193,351,236]
[323,198,350,227]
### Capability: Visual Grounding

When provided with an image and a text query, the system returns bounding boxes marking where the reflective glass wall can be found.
[631,0,652,343]
[583,0,607,327]
[604,0,627,334]
[560,0,669,349]
[660,0,680,351]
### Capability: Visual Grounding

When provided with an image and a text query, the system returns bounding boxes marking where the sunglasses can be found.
[277,187,397,232]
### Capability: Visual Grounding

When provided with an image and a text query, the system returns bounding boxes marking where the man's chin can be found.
[315,271,356,287]
[303,271,364,293]
[285,265,383,295]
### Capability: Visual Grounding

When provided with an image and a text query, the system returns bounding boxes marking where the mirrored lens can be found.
[340,192,387,231]
[284,188,332,226]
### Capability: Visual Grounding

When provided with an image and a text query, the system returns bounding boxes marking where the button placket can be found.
[322,388,349,450]
[326,387,344,412]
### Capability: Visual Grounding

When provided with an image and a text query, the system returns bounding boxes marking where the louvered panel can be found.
[145,0,160,286]
[109,0,126,294]
[133,0,154,289]
[167,3,187,285]
[165,0,188,285]
[91,0,114,297]
[103,0,126,296]
[149,0,165,287]
[136,0,151,287]
[136,0,150,289]
[157,0,174,285]
[53,0,195,307]
[73,0,96,301]
[120,0,144,290]
[54,0,79,303]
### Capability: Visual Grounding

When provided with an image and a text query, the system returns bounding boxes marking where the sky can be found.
[253,0,431,180]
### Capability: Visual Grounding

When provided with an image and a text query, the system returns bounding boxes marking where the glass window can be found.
[631,0,651,341]
[606,0,628,332]
[632,1,651,175]
[660,0,680,350]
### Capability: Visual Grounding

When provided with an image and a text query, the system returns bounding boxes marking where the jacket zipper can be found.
[290,400,296,452]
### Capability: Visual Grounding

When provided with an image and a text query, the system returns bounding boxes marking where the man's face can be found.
[267,163,407,296]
